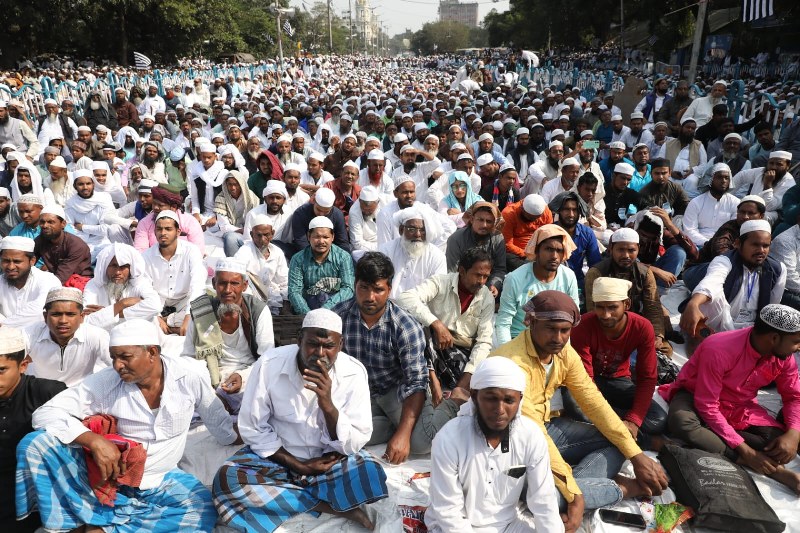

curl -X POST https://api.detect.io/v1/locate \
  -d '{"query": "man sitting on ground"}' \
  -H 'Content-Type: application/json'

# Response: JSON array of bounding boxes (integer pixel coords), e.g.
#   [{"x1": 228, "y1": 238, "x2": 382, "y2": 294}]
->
[
  {"x1": 549, "y1": 191, "x2": 601, "y2": 290},
  {"x1": 212, "y1": 309, "x2": 389, "y2": 532},
  {"x1": 17, "y1": 319, "x2": 240, "y2": 532},
  {"x1": 234, "y1": 214, "x2": 289, "y2": 313},
  {"x1": 0, "y1": 236, "x2": 62, "y2": 328},
  {"x1": 33, "y1": 204, "x2": 92, "y2": 285},
  {"x1": 501, "y1": 194, "x2": 553, "y2": 272},
  {"x1": 682, "y1": 163, "x2": 739, "y2": 248}
]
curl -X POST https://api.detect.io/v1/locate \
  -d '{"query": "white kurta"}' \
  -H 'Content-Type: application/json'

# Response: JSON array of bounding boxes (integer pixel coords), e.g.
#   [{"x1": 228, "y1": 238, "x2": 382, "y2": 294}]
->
[
  {"x1": 425, "y1": 414, "x2": 563, "y2": 533},
  {"x1": 770, "y1": 225, "x2": 800, "y2": 293},
  {"x1": 682, "y1": 191, "x2": 739, "y2": 246},
  {"x1": 32, "y1": 355, "x2": 238, "y2": 489},
  {"x1": 358, "y1": 168, "x2": 395, "y2": 195},
  {"x1": 233, "y1": 241, "x2": 289, "y2": 309},
  {"x1": 378, "y1": 238, "x2": 447, "y2": 299},
  {"x1": 82, "y1": 277, "x2": 164, "y2": 331},
  {"x1": 238, "y1": 344, "x2": 372, "y2": 460},
  {"x1": 23, "y1": 322, "x2": 111, "y2": 387},
  {"x1": 242, "y1": 205, "x2": 291, "y2": 240},
  {"x1": 390, "y1": 159, "x2": 441, "y2": 207},
  {"x1": 730, "y1": 168, "x2": 796, "y2": 224},
  {"x1": 0, "y1": 267, "x2": 62, "y2": 328},
  {"x1": 348, "y1": 200, "x2": 379, "y2": 252},
  {"x1": 142, "y1": 240, "x2": 207, "y2": 324}
]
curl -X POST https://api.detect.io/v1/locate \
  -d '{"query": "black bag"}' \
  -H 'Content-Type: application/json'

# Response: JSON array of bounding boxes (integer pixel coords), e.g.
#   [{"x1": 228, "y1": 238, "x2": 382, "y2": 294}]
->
[
  {"x1": 656, "y1": 350, "x2": 680, "y2": 385},
  {"x1": 426, "y1": 339, "x2": 469, "y2": 390},
  {"x1": 658, "y1": 444, "x2": 785, "y2": 533}
]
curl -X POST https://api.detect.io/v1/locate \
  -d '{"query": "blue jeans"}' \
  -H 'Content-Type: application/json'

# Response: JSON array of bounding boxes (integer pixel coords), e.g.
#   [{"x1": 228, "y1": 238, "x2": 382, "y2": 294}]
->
[
  {"x1": 223, "y1": 232, "x2": 245, "y2": 257},
  {"x1": 682, "y1": 262, "x2": 710, "y2": 292},
  {"x1": 546, "y1": 417, "x2": 624, "y2": 511},
  {"x1": 654, "y1": 245, "x2": 687, "y2": 287}
]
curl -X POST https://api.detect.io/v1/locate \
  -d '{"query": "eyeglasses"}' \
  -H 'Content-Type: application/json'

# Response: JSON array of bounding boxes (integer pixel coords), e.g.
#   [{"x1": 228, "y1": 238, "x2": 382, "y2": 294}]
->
[
  {"x1": 451, "y1": 182, "x2": 467, "y2": 190},
  {"x1": 403, "y1": 225, "x2": 426, "y2": 235}
]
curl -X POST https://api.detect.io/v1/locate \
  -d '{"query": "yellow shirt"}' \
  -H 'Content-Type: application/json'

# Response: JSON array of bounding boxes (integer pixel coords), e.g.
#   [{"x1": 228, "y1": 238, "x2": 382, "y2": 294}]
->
[{"x1": 491, "y1": 330, "x2": 642, "y2": 502}]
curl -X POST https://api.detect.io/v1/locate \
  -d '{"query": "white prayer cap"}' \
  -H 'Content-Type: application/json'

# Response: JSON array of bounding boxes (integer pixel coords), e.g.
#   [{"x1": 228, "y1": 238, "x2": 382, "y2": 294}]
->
[
  {"x1": 516, "y1": 127, "x2": 529, "y2": 136},
  {"x1": 343, "y1": 160, "x2": 360, "y2": 171},
  {"x1": 470, "y1": 357, "x2": 526, "y2": 393},
  {"x1": 155, "y1": 210, "x2": 180, "y2": 224},
  {"x1": 457, "y1": 153, "x2": 474, "y2": 162},
  {"x1": 560, "y1": 157, "x2": 579, "y2": 168},
  {"x1": 610, "y1": 227, "x2": 639, "y2": 244},
  {"x1": 0, "y1": 236, "x2": 35, "y2": 253},
  {"x1": 551, "y1": 129, "x2": 565, "y2": 137},
  {"x1": 302, "y1": 308, "x2": 343, "y2": 335},
  {"x1": 739, "y1": 194, "x2": 765, "y2": 207},
  {"x1": 711, "y1": 162, "x2": 731, "y2": 175},
  {"x1": 45, "y1": 287, "x2": 83, "y2": 306},
  {"x1": 522, "y1": 194, "x2": 547, "y2": 216},
  {"x1": 491, "y1": 120, "x2": 503, "y2": 131},
  {"x1": 0, "y1": 187, "x2": 9, "y2": 198},
  {"x1": 393, "y1": 133, "x2": 408, "y2": 143},
  {"x1": 394, "y1": 205, "x2": 425, "y2": 226},
  {"x1": 768, "y1": 150, "x2": 792, "y2": 161},
  {"x1": 680, "y1": 116, "x2": 696, "y2": 125},
  {"x1": 394, "y1": 174, "x2": 415, "y2": 188},
  {"x1": 451, "y1": 142, "x2": 467, "y2": 151},
  {"x1": 277, "y1": 134, "x2": 292, "y2": 144},
  {"x1": 712, "y1": 79, "x2": 728, "y2": 87},
  {"x1": 399, "y1": 144, "x2": 415, "y2": 155},
  {"x1": 629, "y1": 111, "x2": 645, "y2": 120},
  {"x1": 723, "y1": 132, "x2": 742, "y2": 142},
  {"x1": 476, "y1": 153, "x2": 494, "y2": 167},
  {"x1": 96, "y1": 124, "x2": 110, "y2": 133},
  {"x1": 367, "y1": 149, "x2": 384, "y2": 161},
  {"x1": 110, "y1": 319, "x2": 161, "y2": 347},
  {"x1": 197, "y1": 143, "x2": 216, "y2": 154},
  {"x1": 315, "y1": 188, "x2": 335, "y2": 208},
  {"x1": 609, "y1": 141, "x2": 626, "y2": 150},
  {"x1": 308, "y1": 151, "x2": 325, "y2": 162},
  {"x1": 292, "y1": 132, "x2": 305, "y2": 140},
  {"x1": 610, "y1": 114, "x2": 623, "y2": 122},
  {"x1": 478, "y1": 132, "x2": 494, "y2": 142},
  {"x1": 0, "y1": 326, "x2": 25, "y2": 355},
  {"x1": 612, "y1": 162, "x2": 634, "y2": 176},
  {"x1": 739, "y1": 219, "x2": 771, "y2": 235},
  {"x1": 759, "y1": 304, "x2": 800, "y2": 333},
  {"x1": 580, "y1": 130, "x2": 594, "y2": 139},
  {"x1": 41, "y1": 204, "x2": 66, "y2": 220},
  {"x1": 138, "y1": 179, "x2": 159, "y2": 194},
  {"x1": 342, "y1": 133, "x2": 357, "y2": 142},
  {"x1": 309, "y1": 216, "x2": 334, "y2": 231},
  {"x1": 44, "y1": 98, "x2": 58, "y2": 106},
  {"x1": 74, "y1": 169, "x2": 92, "y2": 180},
  {"x1": 18, "y1": 193, "x2": 43, "y2": 206},
  {"x1": 283, "y1": 163, "x2": 302, "y2": 175},
  {"x1": 549, "y1": 141, "x2": 563, "y2": 150},
  {"x1": 215, "y1": 258, "x2": 248, "y2": 276},
  {"x1": 591, "y1": 277, "x2": 632, "y2": 303},
  {"x1": 413, "y1": 122, "x2": 428, "y2": 132},
  {"x1": 49, "y1": 156, "x2": 67, "y2": 169},
  {"x1": 542, "y1": 113, "x2": 553, "y2": 120},
  {"x1": 360, "y1": 186, "x2": 379, "y2": 202},
  {"x1": 91, "y1": 161, "x2": 109, "y2": 172},
  {"x1": 263, "y1": 180, "x2": 288, "y2": 198}
]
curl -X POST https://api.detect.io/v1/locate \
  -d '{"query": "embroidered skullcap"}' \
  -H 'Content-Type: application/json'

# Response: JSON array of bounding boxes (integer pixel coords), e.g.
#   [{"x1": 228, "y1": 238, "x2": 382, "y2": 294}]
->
[
  {"x1": 277, "y1": 134, "x2": 292, "y2": 144},
  {"x1": 343, "y1": 160, "x2": 360, "y2": 172},
  {"x1": 0, "y1": 326, "x2": 25, "y2": 354},
  {"x1": 109, "y1": 319, "x2": 160, "y2": 347},
  {"x1": 315, "y1": 188, "x2": 335, "y2": 208},
  {"x1": 45, "y1": 287, "x2": 83, "y2": 306},
  {"x1": 610, "y1": 227, "x2": 640, "y2": 244},
  {"x1": 632, "y1": 143, "x2": 649, "y2": 152},
  {"x1": 399, "y1": 144, "x2": 415, "y2": 155},
  {"x1": 41, "y1": 204, "x2": 66, "y2": 220},
  {"x1": 759, "y1": 304, "x2": 800, "y2": 333},
  {"x1": 451, "y1": 142, "x2": 467, "y2": 151},
  {"x1": 0, "y1": 236, "x2": 35, "y2": 253},
  {"x1": 393, "y1": 133, "x2": 408, "y2": 143},
  {"x1": 367, "y1": 149, "x2": 384, "y2": 161},
  {"x1": 739, "y1": 194, "x2": 765, "y2": 207},
  {"x1": 308, "y1": 216, "x2": 334, "y2": 231},
  {"x1": 169, "y1": 147, "x2": 186, "y2": 162},
  {"x1": 713, "y1": 80, "x2": 728, "y2": 87},
  {"x1": 611, "y1": 114, "x2": 623, "y2": 121},
  {"x1": 263, "y1": 180, "x2": 288, "y2": 199},
  {"x1": 74, "y1": 169, "x2": 92, "y2": 180},
  {"x1": 580, "y1": 130, "x2": 595, "y2": 139},
  {"x1": 630, "y1": 112, "x2": 645, "y2": 120},
  {"x1": 723, "y1": 132, "x2": 742, "y2": 142},
  {"x1": 711, "y1": 162, "x2": 731, "y2": 175},
  {"x1": 471, "y1": 357, "x2": 526, "y2": 393},
  {"x1": 609, "y1": 141, "x2": 626, "y2": 150},
  {"x1": 250, "y1": 214, "x2": 273, "y2": 229},
  {"x1": 307, "y1": 151, "x2": 325, "y2": 163},
  {"x1": 549, "y1": 140, "x2": 563, "y2": 150},
  {"x1": 768, "y1": 150, "x2": 792, "y2": 161},
  {"x1": 521, "y1": 290, "x2": 581, "y2": 326},
  {"x1": 302, "y1": 308, "x2": 343, "y2": 335},
  {"x1": 680, "y1": 116, "x2": 696, "y2": 125},
  {"x1": 155, "y1": 210, "x2": 180, "y2": 224},
  {"x1": 551, "y1": 129, "x2": 565, "y2": 137},
  {"x1": 614, "y1": 162, "x2": 635, "y2": 176},
  {"x1": 591, "y1": 277, "x2": 632, "y2": 303},
  {"x1": 739, "y1": 219, "x2": 771, "y2": 235},
  {"x1": 499, "y1": 163, "x2": 516, "y2": 175},
  {"x1": 196, "y1": 143, "x2": 216, "y2": 154},
  {"x1": 523, "y1": 194, "x2": 547, "y2": 216},
  {"x1": 394, "y1": 174, "x2": 415, "y2": 188},
  {"x1": 17, "y1": 193, "x2": 43, "y2": 206},
  {"x1": 413, "y1": 122, "x2": 429, "y2": 133},
  {"x1": 216, "y1": 258, "x2": 248, "y2": 276}
]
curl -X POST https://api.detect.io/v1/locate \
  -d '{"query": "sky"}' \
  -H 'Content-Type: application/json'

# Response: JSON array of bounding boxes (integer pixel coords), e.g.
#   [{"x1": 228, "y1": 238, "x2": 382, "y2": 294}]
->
[{"x1": 289, "y1": 0, "x2": 511, "y2": 36}]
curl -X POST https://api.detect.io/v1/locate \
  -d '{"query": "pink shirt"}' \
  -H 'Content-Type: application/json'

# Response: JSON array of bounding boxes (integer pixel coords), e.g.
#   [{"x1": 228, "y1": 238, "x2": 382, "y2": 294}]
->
[
  {"x1": 659, "y1": 328, "x2": 800, "y2": 449},
  {"x1": 133, "y1": 211, "x2": 206, "y2": 255}
]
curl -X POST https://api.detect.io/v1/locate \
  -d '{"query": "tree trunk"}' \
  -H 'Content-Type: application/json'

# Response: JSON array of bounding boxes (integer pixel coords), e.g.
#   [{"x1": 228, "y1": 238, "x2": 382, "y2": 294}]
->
[{"x1": 120, "y1": 5, "x2": 128, "y2": 65}]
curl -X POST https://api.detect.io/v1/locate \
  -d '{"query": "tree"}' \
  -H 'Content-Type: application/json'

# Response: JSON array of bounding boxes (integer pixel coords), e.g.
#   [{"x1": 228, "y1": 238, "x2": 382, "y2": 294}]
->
[{"x1": 410, "y1": 21, "x2": 470, "y2": 54}]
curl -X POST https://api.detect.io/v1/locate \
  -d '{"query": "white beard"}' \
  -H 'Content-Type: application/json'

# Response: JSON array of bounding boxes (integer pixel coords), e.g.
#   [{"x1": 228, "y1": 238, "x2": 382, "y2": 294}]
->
[
  {"x1": 401, "y1": 238, "x2": 426, "y2": 258},
  {"x1": 105, "y1": 281, "x2": 128, "y2": 302},
  {"x1": 90, "y1": 101, "x2": 101, "y2": 111}
]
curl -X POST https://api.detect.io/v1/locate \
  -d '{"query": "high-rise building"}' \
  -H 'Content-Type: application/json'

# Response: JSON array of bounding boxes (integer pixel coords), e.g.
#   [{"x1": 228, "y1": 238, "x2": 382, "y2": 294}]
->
[{"x1": 438, "y1": 0, "x2": 479, "y2": 28}]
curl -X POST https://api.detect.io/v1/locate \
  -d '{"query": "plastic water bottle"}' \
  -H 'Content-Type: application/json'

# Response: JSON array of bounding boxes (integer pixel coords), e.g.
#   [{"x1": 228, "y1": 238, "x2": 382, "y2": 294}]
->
[
  {"x1": 617, "y1": 207, "x2": 626, "y2": 221},
  {"x1": 662, "y1": 201, "x2": 673, "y2": 215}
]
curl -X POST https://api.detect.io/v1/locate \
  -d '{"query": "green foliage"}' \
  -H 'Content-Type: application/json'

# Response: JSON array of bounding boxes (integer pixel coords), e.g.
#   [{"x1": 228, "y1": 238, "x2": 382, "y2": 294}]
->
[{"x1": 410, "y1": 21, "x2": 471, "y2": 54}]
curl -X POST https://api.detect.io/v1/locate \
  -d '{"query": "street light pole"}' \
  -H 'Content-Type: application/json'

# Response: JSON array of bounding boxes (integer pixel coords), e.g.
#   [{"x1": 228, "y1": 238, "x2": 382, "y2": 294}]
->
[
  {"x1": 349, "y1": 0, "x2": 354, "y2": 55},
  {"x1": 276, "y1": 3, "x2": 285, "y2": 72},
  {"x1": 687, "y1": 0, "x2": 708, "y2": 84},
  {"x1": 327, "y1": 0, "x2": 333, "y2": 53}
]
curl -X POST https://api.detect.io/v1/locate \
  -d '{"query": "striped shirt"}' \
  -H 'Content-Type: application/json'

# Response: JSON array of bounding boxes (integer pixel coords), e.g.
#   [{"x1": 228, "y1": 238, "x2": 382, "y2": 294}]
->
[
  {"x1": 332, "y1": 298, "x2": 427, "y2": 401},
  {"x1": 287, "y1": 244, "x2": 355, "y2": 314}
]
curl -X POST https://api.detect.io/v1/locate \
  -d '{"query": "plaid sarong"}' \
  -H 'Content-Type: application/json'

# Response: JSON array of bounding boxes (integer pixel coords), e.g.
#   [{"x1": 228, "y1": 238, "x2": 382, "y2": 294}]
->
[
  {"x1": 16, "y1": 431, "x2": 216, "y2": 532},
  {"x1": 212, "y1": 447, "x2": 388, "y2": 533}
]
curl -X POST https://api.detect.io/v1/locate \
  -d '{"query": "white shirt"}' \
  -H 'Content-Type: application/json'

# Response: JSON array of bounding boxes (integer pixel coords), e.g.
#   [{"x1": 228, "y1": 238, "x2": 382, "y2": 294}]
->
[
  {"x1": 82, "y1": 277, "x2": 164, "y2": 331},
  {"x1": 24, "y1": 322, "x2": 111, "y2": 387},
  {"x1": 683, "y1": 95, "x2": 723, "y2": 128},
  {"x1": 142, "y1": 239, "x2": 207, "y2": 309},
  {"x1": 656, "y1": 141, "x2": 708, "y2": 175},
  {"x1": 243, "y1": 205, "x2": 291, "y2": 239},
  {"x1": 770, "y1": 225, "x2": 800, "y2": 293},
  {"x1": 634, "y1": 94, "x2": 667, "y2": 123},
  {"x1": 283, "y1": 188, "x2": 311, "y2": 215},
  {"x1": 348, "y1": 200, "x2": 380, "y2": 252},
  {"x1": 730, "y1": 168, "x2": 796, "y2": 224},
  {"x1": 540, "y1": 177, "x2": 571, "y2": 204},
  {"x1": 524, "y1": 159, "x2": 559, "y2": 196},
  {"x1": 379, "y1": 238, "x2": 447, "y2": 299},
  {"x1": 425, "y1": 414, "x2": 563, "y2": 533},
  {"x1": 0, "y1": 268, "x2": 62, "y2": 328},
  {"x1": 391, "y1": 159, "x2": 441, "y2": 207},
  {"x1": 233, "y1": 241, "x2": 289, "y2": 309},
  {"x1": 65, "y1": 192, "x2": 133, "y2": 249},
  {"x1": 187, "y1": 160, "x2": 227, "y2": 216},
  {"x1": 139, "y1": 95, "x2": 166, "y2": 115},
  {"x1": 619, "y1": 128, "x2": 654, "y2": 151},
  {"x1": 682, "y1": 191, "x2": 739, "y2": 246},
  {"x1": 32, "y1": 355, "x2": 238, "y2": 489},
  {"x1": 238, "y1": 344, "x2": 372, "y2": 460},
  {"x1": 358, "y1": 168, "x2": 395, "y2": 195},
  {"x1": 300, "y1": 169, "x2": 334, "y2": 188}
]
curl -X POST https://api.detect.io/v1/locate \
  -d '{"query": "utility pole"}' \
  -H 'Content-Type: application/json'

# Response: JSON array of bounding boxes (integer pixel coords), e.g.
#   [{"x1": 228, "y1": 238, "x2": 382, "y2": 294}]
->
[
  {"x1": 327, "y1": 0, "x2": 333, "y2": 53},
  {"x1": 687, "y1": 0, "x2": 708, "y2": 84},
  {"x1": 619, "y1": 0, "x2": 624, "y2": 63},
  {"x1": 276, "y1": 1, "x2": 285, "y2": 73}
]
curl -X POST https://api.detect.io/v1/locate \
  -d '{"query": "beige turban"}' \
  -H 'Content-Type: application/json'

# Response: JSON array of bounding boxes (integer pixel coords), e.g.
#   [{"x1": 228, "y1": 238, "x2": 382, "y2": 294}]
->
[{"x1": 592, "y1": 277, "x2": 632, "y2": 303}]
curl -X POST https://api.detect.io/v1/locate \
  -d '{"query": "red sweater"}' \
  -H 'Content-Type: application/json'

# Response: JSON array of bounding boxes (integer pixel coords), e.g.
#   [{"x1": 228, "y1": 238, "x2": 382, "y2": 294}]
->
[
  {"x1": 500, "y1": 201, "x2": 553, "y2": 258},
  {"x1": 570, "y1": 312, "x2": 657, "y2": 426}
]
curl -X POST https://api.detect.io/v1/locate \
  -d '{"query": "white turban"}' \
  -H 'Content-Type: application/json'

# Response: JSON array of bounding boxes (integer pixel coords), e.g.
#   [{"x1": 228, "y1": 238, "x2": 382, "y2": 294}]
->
[
  {"x1": 471, "y1": 357, "x2": 526, "y2": 392},
  {"x1": 93, "y1": 243, "x2": 146, "y2": 283},
  {"x1": 711, "y1": 162, "x2": 731, "y2": 175}
]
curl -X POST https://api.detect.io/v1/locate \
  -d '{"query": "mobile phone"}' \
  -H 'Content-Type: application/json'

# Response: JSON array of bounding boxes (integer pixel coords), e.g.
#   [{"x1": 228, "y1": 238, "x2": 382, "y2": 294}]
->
[
  {"x1": 599, "y1": 509, "x2": 647, "y2": 529},
  {"x1": 582, "y1": 140, "x2": 600, "y2": 150}
]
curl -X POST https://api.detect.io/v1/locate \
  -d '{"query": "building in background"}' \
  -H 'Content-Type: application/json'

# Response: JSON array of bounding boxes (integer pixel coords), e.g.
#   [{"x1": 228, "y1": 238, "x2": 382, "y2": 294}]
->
[{"x1": 438, "y1": 0, "x2": 479, "y2": 28}]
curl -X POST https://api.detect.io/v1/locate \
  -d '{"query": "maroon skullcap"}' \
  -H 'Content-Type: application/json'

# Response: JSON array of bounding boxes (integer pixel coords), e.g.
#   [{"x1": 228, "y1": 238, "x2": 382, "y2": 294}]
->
[
  {"x1": 522, "y1": 290, "x2": 580, "y2": 326},
  {"x1": 151, "y1": 186, "x2": 183, "y2": 207}
]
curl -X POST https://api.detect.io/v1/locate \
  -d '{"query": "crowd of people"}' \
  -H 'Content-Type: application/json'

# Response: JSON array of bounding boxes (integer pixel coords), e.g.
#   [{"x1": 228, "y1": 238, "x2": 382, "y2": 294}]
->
[{"x1": 0, "y1": 52, "x2": 799, "y2": 533}]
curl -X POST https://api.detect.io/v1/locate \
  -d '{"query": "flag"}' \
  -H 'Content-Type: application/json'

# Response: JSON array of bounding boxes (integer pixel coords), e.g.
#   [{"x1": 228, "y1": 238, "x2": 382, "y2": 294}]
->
[
  {"x1": 266, "y1": 34, "x2": 275, "y2": 45},
  {"x1": 742, "y1": 0, "x2": 773, "y2": 22},
  {"x1": 647, "y1": 35, "x2": 659, "y2": 46},
  {"x1": 283, "y1": 20, "x2": 295, "y2": 37},
  {"x1": 133, "y1": 51, "x2": 151, "y2": 69}
]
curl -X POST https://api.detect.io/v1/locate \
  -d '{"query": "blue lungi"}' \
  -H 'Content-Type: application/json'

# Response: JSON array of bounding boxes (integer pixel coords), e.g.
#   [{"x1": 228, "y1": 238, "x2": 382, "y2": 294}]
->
[
  {"x1": 212, "y1": 447, "x2": 388, "y2": 533},
  {"x1": 16, "y1": 431, "x2": 216, "y2": 532}
]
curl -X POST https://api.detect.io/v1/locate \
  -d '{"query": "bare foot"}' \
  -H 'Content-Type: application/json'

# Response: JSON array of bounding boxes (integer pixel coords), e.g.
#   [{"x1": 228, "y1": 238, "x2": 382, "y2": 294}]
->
[
  {"x1": 448, "y1": 387, "x2": 470, "y2": 405},
  {"x1": 614, "y1": 475, "x2": 648, "y2": 499},
  {"x1": 769, "y1": 467, "x2": 800, "y2": 495},
  {"x1": 342, "y1": 507, "x2": 375, "y2": 531}
]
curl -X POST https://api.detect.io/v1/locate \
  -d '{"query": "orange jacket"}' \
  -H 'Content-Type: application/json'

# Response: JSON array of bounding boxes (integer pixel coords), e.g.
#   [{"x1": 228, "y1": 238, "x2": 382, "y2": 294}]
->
[{"x1": 501, "y1": 200, "x2": 553, "y2": 257}]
